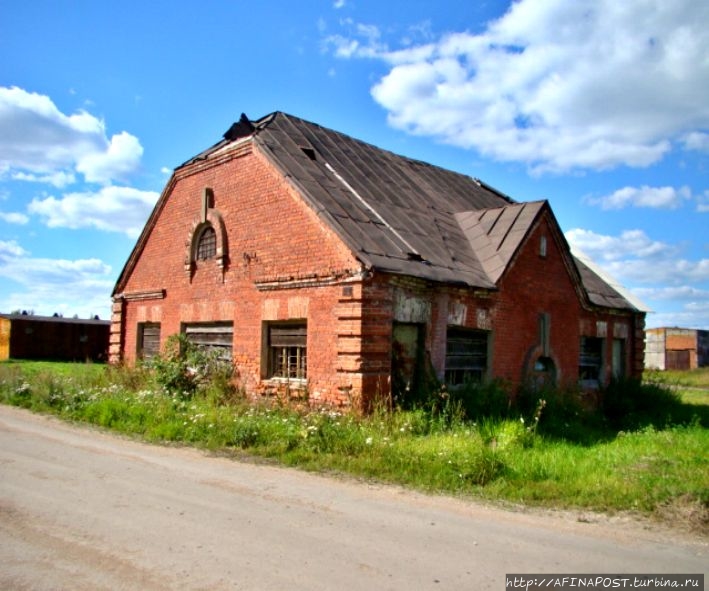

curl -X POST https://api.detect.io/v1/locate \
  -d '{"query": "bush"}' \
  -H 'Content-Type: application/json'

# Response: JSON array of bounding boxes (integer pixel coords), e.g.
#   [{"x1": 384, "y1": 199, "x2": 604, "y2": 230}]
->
[
  {"x1": 146, "y1": 334, "x2": 236, "y2": 400},
  {"x1": 602, "y1": 378, "x2": 687, "y2": 430},
  {"x1": 450, "y1": 379, "x2": 512, "y2": 420}
]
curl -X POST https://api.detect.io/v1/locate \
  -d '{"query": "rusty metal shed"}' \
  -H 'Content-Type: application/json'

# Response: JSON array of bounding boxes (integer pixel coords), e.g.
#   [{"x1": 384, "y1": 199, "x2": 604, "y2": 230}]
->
[{"x1": 645, "y1": 327, "x2": 709, "y2": 370}]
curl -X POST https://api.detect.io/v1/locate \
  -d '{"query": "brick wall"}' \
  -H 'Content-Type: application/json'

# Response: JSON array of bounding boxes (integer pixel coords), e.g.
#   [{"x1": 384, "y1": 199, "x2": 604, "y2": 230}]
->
[
  {"x1": 357, "y1": 212, "x2": 644, "y2": 406},
  {"x1": 115, "y1": 141, "x2": 366, "y2": 406},
  {"x1": 114, "y1": 140, "x2": 644, "y2": 409}
]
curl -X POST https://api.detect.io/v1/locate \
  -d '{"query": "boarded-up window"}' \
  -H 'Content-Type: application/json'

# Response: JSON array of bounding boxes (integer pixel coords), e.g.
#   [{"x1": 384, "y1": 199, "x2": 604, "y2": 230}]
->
[
  {"x1": 267, "y1": 322, "x2": 307, "y2": 380},
  {"x1": 579, "y1": 336, "x2": 604, "y2": 386},
  {"x1": 184, "y1": 322, "x2": 233, "y2": 360},
  {"x1": 445, "y1": 327, "x2": 489, "y2": 386},
  {"x1": 138, "y1": 323, "x2": 161, "y2": 360}
]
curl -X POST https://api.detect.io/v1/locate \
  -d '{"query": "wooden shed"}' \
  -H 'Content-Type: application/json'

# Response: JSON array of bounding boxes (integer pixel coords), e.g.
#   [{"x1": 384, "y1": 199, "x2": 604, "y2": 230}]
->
[{"x1": 0, "y1": 313, "x2": 110, "y2": 362}]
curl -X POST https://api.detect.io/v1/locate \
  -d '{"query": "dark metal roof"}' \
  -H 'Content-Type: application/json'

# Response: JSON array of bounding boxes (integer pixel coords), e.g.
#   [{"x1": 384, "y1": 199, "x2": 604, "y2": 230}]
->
[
  {"x1": 456, "y1": 201, "x2": 546, "y2": 284},
  {"x1": 251, "y1": 112, "x2": 519, "y2": 288},
  {"x1": 573, "y1": 256, "x2": 643, "y2": 311},
  {"x1": 0, "y1": 313, "x2": 109, "y2": 325},
  {"x1": 164, "y1": 111, "x2": 639, "y2": 312}
]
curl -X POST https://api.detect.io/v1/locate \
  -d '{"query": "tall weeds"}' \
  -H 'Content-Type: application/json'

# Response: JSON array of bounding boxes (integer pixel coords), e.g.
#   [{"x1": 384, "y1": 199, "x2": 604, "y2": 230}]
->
[{"x1": 1, "y1": 360, "x2": 707, "y2": 530}]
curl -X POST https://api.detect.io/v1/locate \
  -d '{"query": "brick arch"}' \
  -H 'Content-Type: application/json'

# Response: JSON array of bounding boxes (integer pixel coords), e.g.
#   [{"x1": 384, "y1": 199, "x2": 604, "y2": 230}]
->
[
  {"x1": 522, "y1": 344, "x2": 562, "y2": 389},
  {"x1": 184, "y1": 209, "x2": 228, "y2": 278}
]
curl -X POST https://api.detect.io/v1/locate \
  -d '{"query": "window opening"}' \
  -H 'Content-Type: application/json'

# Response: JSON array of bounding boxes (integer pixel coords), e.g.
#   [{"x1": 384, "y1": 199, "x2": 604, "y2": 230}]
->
[
  {"x1": 183, "y1": 322, "x2": 233, "y2": 361},
  {"x1": 268, "y1": 322, "x2": 307, "y2": 380},
  {"x1": 138, "y1": 322, "x2": 161, "y2": 360},
  {"x1": 579, "y1": 336, "x2": 604, "y2": 386},
  {"x1": 612, "y1": 338, "x2": 625, "y2": 379},
  {"x1": 530, "y1": 355, "x2": 556, "y2": 389},
  {"x1": 196, "y1": 226, "x2": 217, "y2": 260},
  {"x1": 445, "y1": 327, "x2": 488, "y2": 386},
  {"x1": 391, "y1": 323, "x2": 426, "y2": 407}
]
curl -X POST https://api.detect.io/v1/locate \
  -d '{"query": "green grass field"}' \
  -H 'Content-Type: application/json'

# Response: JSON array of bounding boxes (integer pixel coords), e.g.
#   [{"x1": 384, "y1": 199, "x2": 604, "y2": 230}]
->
[{"x1": 1, "y1": 360, "x2": 707, "y2": 533}]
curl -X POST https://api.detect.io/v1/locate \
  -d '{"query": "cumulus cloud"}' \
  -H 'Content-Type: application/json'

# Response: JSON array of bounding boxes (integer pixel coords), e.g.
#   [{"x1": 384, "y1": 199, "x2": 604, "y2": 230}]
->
[
  {"x1": 326, "y1": 0, "x2": 709, "y2": 173},
  {"x1": 0, "y1": 239, "x2": 29, "y2": 258},
  {"x1": 0, "y1": 239, "x2": 113, "y2": 318},
  {"x1": 565, "y1": 228, "x2": 674, "y2": 262},
  {"x1": 586, "y1": 185, "x2": 693, "y2": 210},
  {"x1": 0, "y1": 86, "x2": 144, "y2": 185},
  {"x1": 0, "y1": 211, "x2": 29, "y2": 224},
  {"x1": 682, "y1": 131, "x2": 709, "y2": 152},
  {"x1": 567, "y1": 228, "x2": 709, "y2": 328},
  {"x1": 76, "y1": 131, "x2": 143, "y2": 185},
  {"x1": 28, "y1": 186, "x2": 159, "y2": 238},
  {"x1": 11, "y1": 170, "x2": 75, "y2": 188}
]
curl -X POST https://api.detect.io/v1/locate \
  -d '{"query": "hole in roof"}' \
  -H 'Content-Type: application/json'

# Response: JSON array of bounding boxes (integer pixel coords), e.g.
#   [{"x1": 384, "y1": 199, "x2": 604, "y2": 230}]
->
[
  {"x1": 300, "y1": 147, "x2": 316, "y2": 161},
  {"x1": 407, "y1": 252, "x2": 425, "y2": 262}
]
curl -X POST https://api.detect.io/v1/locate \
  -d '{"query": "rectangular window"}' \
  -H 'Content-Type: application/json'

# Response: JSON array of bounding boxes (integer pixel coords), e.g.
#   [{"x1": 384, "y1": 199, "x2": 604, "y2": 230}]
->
[
  {"x1": 183, "y1": 322, "x2": 233, "y2": 360},
  {"x1": 267, "y1": 322, "x2": 307, "y2": 380},
  {"x1": 137, "y1": 322, "x2": 161, "y2": 360},
  {"x1": 612, "y1": 338, "x2": 625, "y2": 379},
  {"x1": 445, "y1": 327, "x2": 489, "y2": 386},
  {"x1": 579, "y1": 336, "x2": 604, "y2": 386}
]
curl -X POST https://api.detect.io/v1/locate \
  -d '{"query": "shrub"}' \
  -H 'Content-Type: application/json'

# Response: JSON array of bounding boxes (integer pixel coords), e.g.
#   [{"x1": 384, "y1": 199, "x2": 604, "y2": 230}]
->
[
  {"x1": 450, "y1": 379, "x2": 512, "y2": 420},
  {"x1": 602, "y1": 378, "x2": 687, "y2": 430},
  {"x1": 146, "y1": 334, "x2": 235, "y2": 400}
]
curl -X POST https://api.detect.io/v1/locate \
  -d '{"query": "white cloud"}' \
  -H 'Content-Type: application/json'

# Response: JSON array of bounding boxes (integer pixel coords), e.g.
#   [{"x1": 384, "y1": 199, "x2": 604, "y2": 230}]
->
[
  {"x1": 586, "y1": 185, "x2": 692, "y2": 210},
  {"x1": 0, "y1": 239, "x2": 113, "y2": 318},
  {"x1": 76, "y1": 131, "x2": 143, "y2": 184},
  {"x1": 0, "y1": 239, "x2": 28, "y2": 258},
  {"x1": 326, "y1": 0, "x2": 709, "y2": 173},
  {"x1": 28, "y1": 185, "x2": 159, "y2": 238},
  {"x1": 565, "y1": 228, "x2": 673, "y2": 262},
  {"x1": 697, "y1": 190, "x2": 709, "y2": 213},
  {"x1": 333, "y1": 0, "x2": 346, "y2": 8},
  {"x1": 566, "y1": 226, "x2": 707, "y2": 286},
  {"x1": 682, "y1": 131, "x2": 709, "y2": 152},
  {"x1": 0, "y1": 211, "x2": 29, "y2": 224},
  {"x1": 567, "y1": 228, "x2": 709, "y2": 328},
  {"x1": 0, "y1": 86, "x2": 144, "y2": 186},
  {"x1": 634, "y1": 286, "x2": 709, "y2": 302},
  {"x1": 11, "y1": 170, "x2": 76, "y2": 188}
]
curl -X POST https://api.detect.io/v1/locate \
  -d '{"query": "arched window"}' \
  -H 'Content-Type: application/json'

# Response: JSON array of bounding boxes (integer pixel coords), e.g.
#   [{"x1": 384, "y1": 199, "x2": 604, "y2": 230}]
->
[
  {"x1": 196, "y1": 226, "x2": 217, "y2": 260},
  {"x1": 531, "y1": 356, "x2": 556, "y2": 389}
]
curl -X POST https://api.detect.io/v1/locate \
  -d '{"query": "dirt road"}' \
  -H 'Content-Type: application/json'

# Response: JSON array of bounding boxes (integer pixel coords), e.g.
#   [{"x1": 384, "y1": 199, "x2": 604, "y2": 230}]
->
[{"x1": 0, "y1": 405, "x2": 705, "y2": 590}]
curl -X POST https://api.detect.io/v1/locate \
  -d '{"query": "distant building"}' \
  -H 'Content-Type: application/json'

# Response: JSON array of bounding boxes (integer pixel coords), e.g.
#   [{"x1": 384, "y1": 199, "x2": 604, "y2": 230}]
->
[
  {"x1": 645, "y1": 327, "x2": 709, "y2": 370},
  {"x1": 0, "y1": 313, "x2": 110, "y2": 362}
]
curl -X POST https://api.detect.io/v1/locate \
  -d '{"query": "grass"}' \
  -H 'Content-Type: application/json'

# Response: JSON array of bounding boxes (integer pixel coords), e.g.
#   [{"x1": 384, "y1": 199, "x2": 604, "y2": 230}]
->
[
  {"x1": 1, "y1": 360, "x2": 708, "y2": 533},
  {"x1": 645, "y1": 367, "x2": 709, "y2": 390}
]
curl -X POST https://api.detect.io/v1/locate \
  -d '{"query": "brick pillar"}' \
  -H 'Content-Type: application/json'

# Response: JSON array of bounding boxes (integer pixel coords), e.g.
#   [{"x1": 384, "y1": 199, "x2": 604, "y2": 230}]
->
[
  {"x1": 632, "y1": 312, "x2": 646, "y2": 379},
  {"x1": 109, "y1": 297, "x2": 125, "y2": 365}
]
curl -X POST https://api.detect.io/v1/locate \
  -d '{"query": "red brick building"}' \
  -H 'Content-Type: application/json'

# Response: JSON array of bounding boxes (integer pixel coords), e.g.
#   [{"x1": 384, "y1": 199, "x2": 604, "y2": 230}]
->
[{"x1": 111, "y1": 112, "x2": 645, "y2": 408}]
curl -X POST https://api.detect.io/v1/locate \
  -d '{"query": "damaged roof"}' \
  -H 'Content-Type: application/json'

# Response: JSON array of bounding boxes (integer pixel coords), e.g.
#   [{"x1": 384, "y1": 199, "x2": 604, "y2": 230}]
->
[{"x1": 165, "y1": 112, "x2": 639, "y2": 311}]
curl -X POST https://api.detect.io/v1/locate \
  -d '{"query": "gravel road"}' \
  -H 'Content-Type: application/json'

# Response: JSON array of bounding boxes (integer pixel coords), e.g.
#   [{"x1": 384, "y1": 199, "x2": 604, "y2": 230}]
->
[{"x1": 0, "y1": 405, "x2": 705, "y2": 590}]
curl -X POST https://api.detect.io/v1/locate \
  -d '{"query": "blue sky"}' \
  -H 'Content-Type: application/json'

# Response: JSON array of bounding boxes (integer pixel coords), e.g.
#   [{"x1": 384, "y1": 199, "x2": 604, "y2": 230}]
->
[{"x1": 1, "y1": 0, "x2": 708, "y2": 328}]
